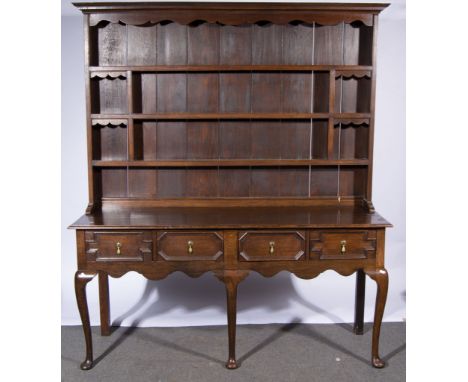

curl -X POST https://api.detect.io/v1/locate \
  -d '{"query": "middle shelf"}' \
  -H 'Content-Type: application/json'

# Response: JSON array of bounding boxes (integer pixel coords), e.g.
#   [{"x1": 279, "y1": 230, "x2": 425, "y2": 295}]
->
[
  {"x1": 92, "y1": 159, "x2": 369, "y2": 167},
  {"x1": 91, "y1": 118, "x2": 370, "y2": 163}
]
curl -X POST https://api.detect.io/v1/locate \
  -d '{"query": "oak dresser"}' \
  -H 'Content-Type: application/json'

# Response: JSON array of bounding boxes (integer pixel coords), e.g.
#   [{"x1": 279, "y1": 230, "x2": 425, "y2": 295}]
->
[{"x1": 69, "y1": 1, "x2": 392, "y2": 371}]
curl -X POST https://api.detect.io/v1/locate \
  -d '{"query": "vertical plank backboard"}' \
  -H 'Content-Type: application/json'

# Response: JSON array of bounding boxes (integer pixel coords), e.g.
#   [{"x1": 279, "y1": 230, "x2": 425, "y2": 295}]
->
[
  {"x1": 310, "y1": 167, "x2": 338, "y2": 196},
  {"x1": 128, "y1": 169, "x2": 157, "y2": 198},
  {"x1": 220, "y1": 25, "x2": 252, "y2": 64},
  {"x1": 127, "y1": 25, "x2": 157, "y2": 65},
  {"x1": 343, "y1": 23, "x2": 359, "y2": 65},
  {"x1": 219, "y1": 168, "x2": 251, "y2": 197},
  {"x1": 157, "y1": 168, "x2": 186, "y2": 198},
  {"x1": 354, "y1": 124, "x2": 369, "y2": 159},
  {"x1": 314, "y1": 23, "x2": 343, "y2": 65},
  {"x1": 157, "y1": 73, "x2": 186, "y2": 112},
  {"x1": 282, "y1": 73, "x2": 312, "y2": 113},
  {"x1": 219, "y1": 73, "x2": 251, "y2": 113},
  {"x1": 101, "y1": 168, "x2": 127, "y2": 197},
  {"x1": 251, "y1": 73, "x2": 282, "y2": 112},
  {"x1": 313, "y1": 72, "x2": 329, "y2": 112},
  {"x1": 250, "y1": 168, "x2": 280, "y2": 197},
  {"x1": 279, "y1": 167, "x2": 309, "y2": 197},
  {"x1": 280, "y1": 121, "x2": 310, "y2": 159},
  {"x1": 156, "y1": 122, "x2": 187, "y2": 159},
  {"x1": 186, "y1": 168, "x2": 219, "y2": 197},
  {"x1": 339, "y1": 167, "x2": 367, "y2": 197},
  {"x1": 219, "y1": 121, "x2": 251, "y2": 159},
  {"x1": 252, "y1": 24, "x2": 282, "y2": 64},
  {"x1": 188, "y1": 23, "x2": 220, "y2": 64},
  {"x1": 332, "y1": 124, "x2": 340, "y2": 160},
  {"x1": 187, "y1": 121, "x2": 219, "y2": 159},
  {"x1": 98, "y1": 23, "x2": 127, "y2": 65},
  {"x1": 340, "y1": 125, "x2": 357, "y2": 159},
  {"x1": 340, "y1": 123, "x2": 370, "y2": 160},
  {"x1": 157, "y1": 23, "x2": 187, "y2": 65},
  {"x1": 282, "y1": 23, "x2": 314, "y2": 65},
  {"x1": 187, "y1": 74, "x2": 219, "y2": 113},
  {"x1": 251, "y1": 121, "x2": 282, "y2": 159},
  {"x1": 141, "y1": 74, "x2": 157, "y2": 114},
  {"x1": 99, "y1": 79, "x2": 127, "y2": 114},
  {"x1": 358, "y1": 25, "x2": 373, "y2": 66},
  {"x1": 311, "y1": 120, "x2": 329, "y2": 159},
  {"x1": 100, "y1": 125, "x2": 127, "y2": 160},
  {"x1": 142, "y1": 121, "x2": 157, "y2": 160}
]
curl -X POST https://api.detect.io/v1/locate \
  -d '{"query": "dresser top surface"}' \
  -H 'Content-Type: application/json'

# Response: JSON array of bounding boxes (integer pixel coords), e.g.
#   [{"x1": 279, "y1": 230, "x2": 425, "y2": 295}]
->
[{"x1": 70, "y1": 206, "x2": 391, "y2": 230}]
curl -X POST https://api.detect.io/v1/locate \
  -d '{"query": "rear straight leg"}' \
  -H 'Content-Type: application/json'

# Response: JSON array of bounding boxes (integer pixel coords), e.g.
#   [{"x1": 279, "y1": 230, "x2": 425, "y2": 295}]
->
[
  {"x1": 98, "y1": 271, "x2": 111, "y2": 336},
  {"x1": 353, "y1": 269, "x2": 366, "y2": 334},
  {"x1": 74, "y1": 271, "x2": 97, "y2": 370}
]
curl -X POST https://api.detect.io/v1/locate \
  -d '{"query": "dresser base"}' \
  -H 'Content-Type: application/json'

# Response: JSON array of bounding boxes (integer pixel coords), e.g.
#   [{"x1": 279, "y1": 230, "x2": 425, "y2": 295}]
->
[{"x1": 74, "y1": 266, "x2": 388, "y2": 370}]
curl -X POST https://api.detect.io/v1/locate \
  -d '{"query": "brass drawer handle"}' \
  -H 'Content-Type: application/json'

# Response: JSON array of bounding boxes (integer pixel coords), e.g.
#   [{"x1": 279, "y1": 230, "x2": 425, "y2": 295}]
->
[
  {"x1": 340, "y1": 240, "x2": 347, "y2": 255},
  {"x1": 116, "y1": 242, "x2": 122, "y2": 255},
  {"x1": 269, "y1": 241, "x2": 275, "y2": 255},
  {"x1": 187, "y1": 240, "x2": 194, "y2": 254}
]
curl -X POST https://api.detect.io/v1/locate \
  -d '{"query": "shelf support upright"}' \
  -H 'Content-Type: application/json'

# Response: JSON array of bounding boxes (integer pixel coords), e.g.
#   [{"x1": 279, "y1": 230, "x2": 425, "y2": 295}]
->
[
  {"x1": 127, "y1": 70, "x2": 135, "y2": 161},
  {"x1": 327, "y1": 69, "x2": 336, "y2": 160},
  {"x1": 84, "y1": 14, "x2": 97, "y2": 215},
  {"x1": 364, "y1": 14, "x2": 379, "y2": 212}
]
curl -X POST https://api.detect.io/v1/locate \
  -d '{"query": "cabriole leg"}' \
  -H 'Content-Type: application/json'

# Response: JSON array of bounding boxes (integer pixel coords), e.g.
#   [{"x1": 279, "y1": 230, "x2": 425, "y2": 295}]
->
[
  {"x1": 365, "y1": 267, "x2": 389, "y2": 368},
  {"x1": 215, "y1": 270, "x2": 249, "y2": 369},
  {"x1": 75, "y1": 271, "x2": 97, "y2": 370},
  {"x1": 98, "y1": 271, "x2": 111, "y2": 336},
  {"x1": 354, "y1": 269, "x2": 366, "y2": 334}
]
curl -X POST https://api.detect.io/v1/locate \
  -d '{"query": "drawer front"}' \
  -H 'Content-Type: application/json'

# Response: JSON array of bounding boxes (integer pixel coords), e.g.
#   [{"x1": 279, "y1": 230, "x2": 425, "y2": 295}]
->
[
  {"x1": 157, "y1": 231, "x2": 223, "y2": 261},
  {"x1": 85, "y1": 231, "x2": 153, "y2": 262},
  {"x1": 239, "y1": 231, "x2": 306, "y2": 261},
  {"x1": 309, "y1": 230, "x2": 376, "y2": 260}
]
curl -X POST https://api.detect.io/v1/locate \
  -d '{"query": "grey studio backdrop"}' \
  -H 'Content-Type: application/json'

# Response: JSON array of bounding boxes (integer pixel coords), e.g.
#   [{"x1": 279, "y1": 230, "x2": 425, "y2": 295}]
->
[{"x1": 61, "y1": 0, "x2": 406, "y2": 327}]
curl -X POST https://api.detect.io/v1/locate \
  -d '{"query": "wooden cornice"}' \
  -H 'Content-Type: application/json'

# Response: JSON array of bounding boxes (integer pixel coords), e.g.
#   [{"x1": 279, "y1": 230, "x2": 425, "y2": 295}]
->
[{"x1": 73, "y1": 2, "x2": 390, "y2": 27}]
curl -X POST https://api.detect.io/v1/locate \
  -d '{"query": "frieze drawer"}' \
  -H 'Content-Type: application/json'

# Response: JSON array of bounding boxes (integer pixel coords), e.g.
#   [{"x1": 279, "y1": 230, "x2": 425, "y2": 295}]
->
[
  {"x1": 309, "y1": 230, "x2": 377, "y2": 260},
  {"x1": 239, "y1": 231, "x2": 306, "y2": 261},
  {"x1": 85, "y1": 231, "x2": 153, "y2": 262},
  {"x1": 157, "y1": 231, "x2": 223, "y2": 261}
]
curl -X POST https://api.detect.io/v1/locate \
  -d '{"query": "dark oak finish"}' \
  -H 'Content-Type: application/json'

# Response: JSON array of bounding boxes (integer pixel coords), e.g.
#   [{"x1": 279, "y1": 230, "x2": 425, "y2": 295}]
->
[
  {"x1": 71, "y1": 206, "x2": 391, "y2": 230},
  {"x1": 309, "y1": 230, "x2": 376, "y2": 260},
  {"x1": 365, "y1": 267, "x2": 389, "y2": 368},
  {"x1": 91, "y1": 159, "x2": 370, "y2": 167},
  {"x1": 98, "y1": 271, "x2": 111, "y2": 336},
  {"x1": 74, "y1": 271, "x2": 96, "y2": 370},
  {"x1": 214, "y1": 270, "x2": 250, "y2": 369},
  {"x1": 353, "y1": 268, "x2": 366, "y2": 335},
  {"x1": 157, "y1": 231, "x2": 224, "y2": 261},
  {"x1": 85, "y1": 231, "x2": 153, "y2": 262},
  {"x1": 239, "y1": 231, "x2": 306, "y2": 261},
  {"x1": 70, "y1": 1, "x2": 391, "y2": 372}
]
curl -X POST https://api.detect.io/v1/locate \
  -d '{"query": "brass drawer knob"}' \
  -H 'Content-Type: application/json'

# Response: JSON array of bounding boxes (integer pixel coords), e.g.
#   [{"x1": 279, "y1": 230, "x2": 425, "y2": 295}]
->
[
  {"x1": 269, "y1": 241, "x2": 275, "y2": 255},
  {"x1": 187, "y1": 240, "x2": 194, "y2": 254},
  {"x1": 340, "y1": 240, "x2": 347, "y2": 255},
  {"x1": 116, "y1": 242, "x2": 122, "y2": 255}
]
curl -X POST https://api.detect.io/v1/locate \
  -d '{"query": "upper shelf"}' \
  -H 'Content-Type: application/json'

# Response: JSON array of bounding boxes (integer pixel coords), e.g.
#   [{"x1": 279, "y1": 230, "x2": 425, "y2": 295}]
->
[
  {"x1": 89, "y1": 65, "x2": 373, "y2": 74},
  {"x1": 90, "y1": 113, "x2": 371, "y2": 121},
  {"x1": 74, "y1": 2, "x2": 389, "y2": 27}
]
